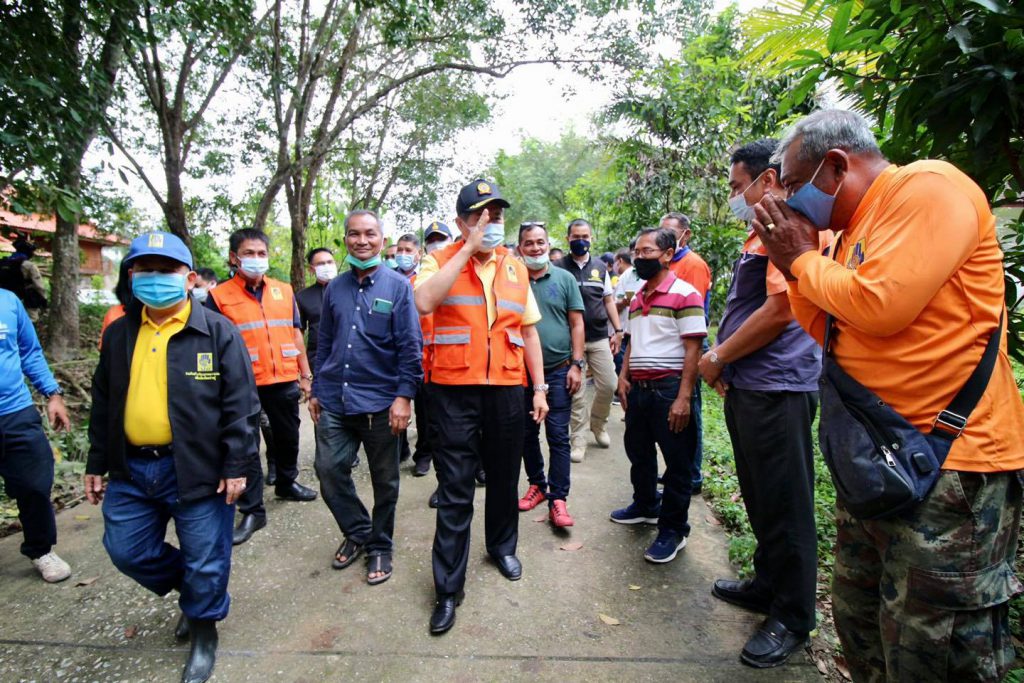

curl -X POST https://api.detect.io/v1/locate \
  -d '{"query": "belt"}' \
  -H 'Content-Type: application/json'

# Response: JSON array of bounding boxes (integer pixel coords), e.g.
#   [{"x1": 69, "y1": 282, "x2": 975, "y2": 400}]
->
[
  {"x1": 126, "y1": 444, "x2": 174, "y2": 459},
  {"x1": 544, "y1": 359, "x2": 572, "y2": 372},
  {"x1": 632, "y1": 377, "x2": 680, "y2": 390}
]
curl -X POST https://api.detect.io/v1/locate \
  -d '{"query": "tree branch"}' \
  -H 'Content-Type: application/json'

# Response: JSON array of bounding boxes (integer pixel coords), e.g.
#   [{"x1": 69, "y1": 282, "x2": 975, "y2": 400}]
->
[{"x1": 103, "y1": 123, "x2": 167, "y2": 211}]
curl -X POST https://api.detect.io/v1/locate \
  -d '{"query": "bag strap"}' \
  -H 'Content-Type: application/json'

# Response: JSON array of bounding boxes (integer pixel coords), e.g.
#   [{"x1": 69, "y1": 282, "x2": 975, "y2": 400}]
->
[{"x1": 820, "y1": 234, "x2": 1003, "y2": 442}]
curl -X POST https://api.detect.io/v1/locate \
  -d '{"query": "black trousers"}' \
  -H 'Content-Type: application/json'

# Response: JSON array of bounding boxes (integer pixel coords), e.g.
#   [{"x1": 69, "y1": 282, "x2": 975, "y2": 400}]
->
[
  {"x1": 237, "y1": 381, "x2": 301, "y2": 519},
  {"x1": 724, "y1": 388, "x2": 819, "y2": 635},
  {"x1": 412, "y1": 382, "x2": 437, "y2": 467},
  {"x1": 0, "y1": 406, "x2": 56, "y2": 558},
  {"x1": 431, "y1": 384, "x2": 524, "y2": 596}
]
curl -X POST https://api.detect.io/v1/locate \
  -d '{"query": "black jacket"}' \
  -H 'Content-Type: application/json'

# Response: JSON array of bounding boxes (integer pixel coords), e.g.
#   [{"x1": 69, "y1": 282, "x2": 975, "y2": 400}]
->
[
  {"x1": 556, "y1": 255, "x2": 610, "y2": 342},
  {"x1": 87, "y1": 300, "x2": 259, "y2": 501}
]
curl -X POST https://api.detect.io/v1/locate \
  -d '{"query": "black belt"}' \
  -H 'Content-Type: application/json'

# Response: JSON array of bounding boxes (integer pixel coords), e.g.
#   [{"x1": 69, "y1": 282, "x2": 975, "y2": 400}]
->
[
  {"x1": 545, "y1": 359, "x2": 572, "y2": 372},
  {"x1": 632, "y1": 377, "x2": 680, "y2": 390},
  {"x1": 126, "y1": 444, "x2": 173, "y2": 459}
]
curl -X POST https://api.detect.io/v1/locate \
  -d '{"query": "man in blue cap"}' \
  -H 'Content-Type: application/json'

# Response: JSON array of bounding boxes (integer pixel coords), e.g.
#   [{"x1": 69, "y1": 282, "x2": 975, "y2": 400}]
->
[{"x1": 86, "y1": 231, "x2": 259, "y2": 683}]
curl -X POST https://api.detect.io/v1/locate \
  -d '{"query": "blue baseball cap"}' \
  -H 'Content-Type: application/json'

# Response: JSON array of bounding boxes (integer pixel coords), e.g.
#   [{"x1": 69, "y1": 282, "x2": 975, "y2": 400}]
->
[
  {"x1": 124, "y1": 231, "x2": 194, "y2": 269},
  {"x1": 423, "y1": 221, "x2": 453, "y2": 241}
]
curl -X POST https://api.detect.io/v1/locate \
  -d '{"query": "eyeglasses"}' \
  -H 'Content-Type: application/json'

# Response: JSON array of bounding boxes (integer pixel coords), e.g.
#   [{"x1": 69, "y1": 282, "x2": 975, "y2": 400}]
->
[
  {"x1": 635, "y1": 248, "x2": 666, "y2": 258},
  {"x1": 520, "y1": 221, "x2": 546, "y2": 229}
]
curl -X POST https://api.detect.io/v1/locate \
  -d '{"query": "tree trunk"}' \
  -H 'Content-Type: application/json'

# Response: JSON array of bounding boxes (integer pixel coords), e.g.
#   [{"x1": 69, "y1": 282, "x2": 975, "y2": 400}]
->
[
  {"x1": 163, "y1": 148, "x2": 190, "y2": 245},
  {"x1": 47, "y1": 154, "x2": 83, "y2": 361}
]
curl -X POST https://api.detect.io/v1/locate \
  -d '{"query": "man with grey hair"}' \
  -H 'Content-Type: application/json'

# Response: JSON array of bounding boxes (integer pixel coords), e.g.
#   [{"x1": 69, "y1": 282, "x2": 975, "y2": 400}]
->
[{"x1": 753, "y1": 108, "x2": 1024, "y2": 680}]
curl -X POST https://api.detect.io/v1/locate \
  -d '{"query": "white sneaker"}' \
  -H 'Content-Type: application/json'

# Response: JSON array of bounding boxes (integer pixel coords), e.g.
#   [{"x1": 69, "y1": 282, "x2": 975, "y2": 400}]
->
[
  {"x1": 32, "y1": 551, "x2": 71, "y2": 583},
  {"x1": 570, "y1": 446, "x2": 586, "y2": 463},
  {"x1": 592, "y1": 429, "x2": 611, "y2": 448}
]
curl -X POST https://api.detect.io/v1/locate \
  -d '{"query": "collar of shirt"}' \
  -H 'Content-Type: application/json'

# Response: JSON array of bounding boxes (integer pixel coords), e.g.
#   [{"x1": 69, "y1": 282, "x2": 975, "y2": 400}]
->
[
  {"x1": 344, "y1": 268, "x2": 377, "y2": 287},
  {"x1": 572, "y1": 255, "x2": 590, "y2": 269},
  {"x1": 529, "y1": 267, "x2": 552, "y2": 282},
  {"x1": 141, "y1": 300, "x2": 192, "y2": 329},
  {"x1": 671, "y1": 245, "x2": 690, "y2": 262},
  {"x1": 636, "y1": 271, "x2": 678, "y2": 312}
]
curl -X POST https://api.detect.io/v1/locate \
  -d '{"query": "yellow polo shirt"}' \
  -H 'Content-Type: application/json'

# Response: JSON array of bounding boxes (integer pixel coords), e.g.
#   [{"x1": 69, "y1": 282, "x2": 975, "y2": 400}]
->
[
  {"x1": 124, "y1": 301, "x2": 191, "y2": 446},
  {"x1": 418, "y1": 250, "x2": 541, "y2": 327}
]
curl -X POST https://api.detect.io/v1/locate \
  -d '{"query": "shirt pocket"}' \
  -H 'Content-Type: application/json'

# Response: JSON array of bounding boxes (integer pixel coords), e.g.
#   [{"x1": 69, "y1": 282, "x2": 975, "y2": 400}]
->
[
  {"x1": 366, "y1": 311, "x2": 391, "y2": 339},
  {"x1": 503, "y1": 328, "x2": 524, "y2": 370}
]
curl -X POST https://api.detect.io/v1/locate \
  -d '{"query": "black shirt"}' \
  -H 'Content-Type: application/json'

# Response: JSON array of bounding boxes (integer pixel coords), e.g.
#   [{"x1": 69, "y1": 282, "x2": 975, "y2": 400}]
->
[{"x1": 296, "y1": 282, "x2": 326, "y2": 373}]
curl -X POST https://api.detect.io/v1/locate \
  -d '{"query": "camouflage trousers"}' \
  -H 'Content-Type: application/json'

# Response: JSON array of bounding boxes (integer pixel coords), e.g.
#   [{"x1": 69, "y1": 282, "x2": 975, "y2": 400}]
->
[{"x1": 832, "y1": 469, "x2": 1022, "y2": 682}]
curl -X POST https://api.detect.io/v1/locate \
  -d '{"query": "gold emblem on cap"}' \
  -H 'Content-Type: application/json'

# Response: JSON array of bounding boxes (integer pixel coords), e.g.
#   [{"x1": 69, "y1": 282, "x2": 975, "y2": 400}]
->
[{"x1": 477, "y1": 182, "x2": 492, "y2": 196}]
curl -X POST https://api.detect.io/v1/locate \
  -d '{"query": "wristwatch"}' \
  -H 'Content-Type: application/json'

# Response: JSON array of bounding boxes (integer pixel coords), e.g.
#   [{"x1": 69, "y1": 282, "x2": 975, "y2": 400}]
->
[
  {"x1": 613, "y1": 328, "x2": 623, "y2": 334},
  {"x1": 301, "y1": 373, "x2": 314, "y2": 381},
  {"x1": 43, "y1": 387, "x2": 64, "y2": 399},
  {"x1": 708, "y1": 351, "x2": 722, "y2": 366},
  {"x1": 533, "y1": 384, "x2": 550, "y2": 393},
  {"x1": 571, "y1": 358, "x2": 586, "y2": 370}
]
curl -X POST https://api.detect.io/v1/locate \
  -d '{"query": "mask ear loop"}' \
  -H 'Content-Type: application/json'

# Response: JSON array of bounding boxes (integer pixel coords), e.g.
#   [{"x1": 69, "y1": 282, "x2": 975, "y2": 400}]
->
[{"x1": 808, "y1": 156, "x2": 844, "y2": 198}]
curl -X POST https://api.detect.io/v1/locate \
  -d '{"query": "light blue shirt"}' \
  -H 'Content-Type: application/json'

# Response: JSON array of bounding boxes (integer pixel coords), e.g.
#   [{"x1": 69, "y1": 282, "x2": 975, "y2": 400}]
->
[{"x1": 0, "y1": 290, "x2": 59, "y2": 416}]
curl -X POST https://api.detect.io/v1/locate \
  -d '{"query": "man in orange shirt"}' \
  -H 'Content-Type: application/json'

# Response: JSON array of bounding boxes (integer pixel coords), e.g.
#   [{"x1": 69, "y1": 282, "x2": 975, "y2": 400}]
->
[
  {"x1": 754, "y1": 109, "x2": 1024, "y2": 681},
  {"x1": 660, "y1": 212, "x2": 711, "y2": 493}
]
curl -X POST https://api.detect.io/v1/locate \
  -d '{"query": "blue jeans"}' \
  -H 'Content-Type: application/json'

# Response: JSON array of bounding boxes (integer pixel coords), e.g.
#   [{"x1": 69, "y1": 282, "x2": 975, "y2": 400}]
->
[
  {"x1": 624, "y1": 377, "x2": 697, "y2": 537},
  {"x1": 523, "y1": 364, "x2": 573, "y2": 502},
  {"x1": 314, "y1": 408, "x2": 399, "y2": 555},
  {"x1": 0, "y1": 406, "x2": 57, "y2": 559},
  {"x1": 102, "y1": 455, "x2": 234, "y2": 621}
]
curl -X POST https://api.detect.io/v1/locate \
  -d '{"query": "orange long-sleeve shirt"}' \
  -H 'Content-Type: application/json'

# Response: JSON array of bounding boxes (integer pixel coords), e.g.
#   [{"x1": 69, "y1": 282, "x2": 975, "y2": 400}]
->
[{"x1": 788, "y1": 161, "x2": 1024, "y2": 473}]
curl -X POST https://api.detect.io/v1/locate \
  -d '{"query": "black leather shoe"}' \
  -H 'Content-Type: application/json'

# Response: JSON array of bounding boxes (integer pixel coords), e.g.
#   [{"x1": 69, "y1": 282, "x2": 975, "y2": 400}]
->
[
  {"x1": 475, "y1": 469, "x2": 486, "y2": 485},
  {"x1": 712, "y1": 578, "x2": 772, "y2": 614},
  {"x1": 174, "y1": 611, "x2": 190, "y2": 641},
  {"x1": 275, "y1": 481, "x2": 318, "y2": 501},
  {"x1": 181, "y1": 619, "x2": 218, "y2": 683},
  {"x1": 232, "y1": 514, "x2": 266, "y2": 545},
  {"x1": 429, "y1": 591, "x2": 464, "y2": 635},
  {"x1": 266, "y1": 461, "x2": 277, "y2": 487},
  {"x1": 428, "y1": 489, "x2": 439, "y2": 509},
  {"x1": 413, "y1": 460, "x2": 430, "y2": 477},
  {"x1": 740, "y1": 618, "x2": 808, "y2": 668},
  {"x1": 491, "y1": 554, "x2": 522, "y2": 581}
]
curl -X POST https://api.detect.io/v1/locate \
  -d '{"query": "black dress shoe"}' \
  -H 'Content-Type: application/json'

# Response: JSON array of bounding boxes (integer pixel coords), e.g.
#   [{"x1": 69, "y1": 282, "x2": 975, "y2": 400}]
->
[
  {"x1": 712, "y1": 578, "x2": 772, "y2": 614},
  {"x1": 429, "y1": 591, "x2": 464, "y2": 635},
  {"x1": 266, "y1": 461, "x2": 277, "y2": 487},
  {"x1": 413, "y1": 460, "x2": 430, "y2": 477},
  {"x1": 232, "y1": 514, "x2": 266, "y2": 545},
  {"x1": 174, "y1": 611, "x2": 190, "y2": 641},
  {"x1": 740, "y1": 618, "x2": 808, "y2": 669},
  {"x1": 475, "y1": 469, "x2": 486, "y2": 485},
  {"x1": 491, "y1": 554, "x2": 522, "y2": 581},
  {"x1": 181, "y1": 619, "x2": 218, "y2": 683},
  {"x1": 275, "y1": 481, "x2": 318, "y2": 501},
  {"x1": 428, "y1": 490, "x2": 439, "y2": 508}
]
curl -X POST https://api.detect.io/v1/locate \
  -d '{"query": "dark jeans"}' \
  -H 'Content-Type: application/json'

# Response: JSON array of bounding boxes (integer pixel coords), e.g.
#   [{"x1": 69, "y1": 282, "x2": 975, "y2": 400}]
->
[
  {"x1": 691, "y1": 381, "x2": 703, "y2": 487},
  {"x1": 237, "y1": 381, "x2": 302, "y2": 519},
  {"x1": 725, "y1": 388, "x2": 818, "y2": 635},
  {"x1": 624, "y1": 377, "x2": 697, "y2": 537},
  {"x1": 314, "y1": 408, "x2": 399, "y2": 555},
  {"x1": 0, "y1": 406, "x2": 56, "y2": 559},
  {"x1": 431, "y1": 384, "x2": 524, "y2": 596},
  {"x1": 102, "y1": 455, "x2": 234, "y2": 621},
  {"x1": 412, "y1": 382, "x2": 438, "y2": 468},
  {"x1": 523, "y1": 364, "x2": 572, "y2": 502}
]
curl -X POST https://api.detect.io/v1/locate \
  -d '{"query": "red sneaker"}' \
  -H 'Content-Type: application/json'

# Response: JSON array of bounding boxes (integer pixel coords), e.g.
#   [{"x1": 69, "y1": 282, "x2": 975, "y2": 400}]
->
[
  {"x1": 518, "y1": 485, "x2": 546, "y2": 511},
  {"x1": 549, "y1": 499, "x2": 575, "y2": 527}
]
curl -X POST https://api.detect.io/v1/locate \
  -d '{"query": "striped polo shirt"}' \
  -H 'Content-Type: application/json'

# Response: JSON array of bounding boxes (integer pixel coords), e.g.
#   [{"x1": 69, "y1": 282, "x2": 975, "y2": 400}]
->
[{"x1": 626, "y1": 271, "x2": 707, "y2": 380}]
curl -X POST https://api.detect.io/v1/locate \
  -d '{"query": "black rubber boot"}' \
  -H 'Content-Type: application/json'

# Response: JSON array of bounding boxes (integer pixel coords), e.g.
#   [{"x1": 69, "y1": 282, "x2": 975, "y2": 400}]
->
[{"x1": 181, "y1": 619, "x2": 218, "y2": 683}]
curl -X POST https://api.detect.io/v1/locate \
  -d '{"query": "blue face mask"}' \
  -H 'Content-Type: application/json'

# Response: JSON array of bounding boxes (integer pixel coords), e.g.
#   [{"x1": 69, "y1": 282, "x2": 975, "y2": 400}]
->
[
  {"x1": 785, "y1": 158, "x2": 843, "y2": 229},
  {"x1": 384, "y1": 257, "x2": 398, "y2": 269},
  {"x1": 569, "y1": 238, "x2": 590, "y2": 257},
  {"x1": 395, "y1": 253, "x2": 416, "y2": 271},
  {"x1": 523, "y1": 253, "x2": 549, "y2": 271},
  {"x1": 132, "y1": 272, "x2": 187, "y2": 310},
  {"x1": 192, "y1": 287, "x2": 209, "y2": 303},
  {"x1": 347, "y1": 253, "x2": 382, "y2": 271},
  {"x1": 481, "y1": 223, "x2": 505, "y2": 250}
]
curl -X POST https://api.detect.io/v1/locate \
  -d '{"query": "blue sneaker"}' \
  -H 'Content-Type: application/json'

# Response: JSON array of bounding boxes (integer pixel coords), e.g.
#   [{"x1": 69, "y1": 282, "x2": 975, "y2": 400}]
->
[
  {"x1": 609, "y1": 502, "x2": 660, "y2": 525},
  {"x1": 644, "y1": 530, "x2": 687, "y2": 563}
]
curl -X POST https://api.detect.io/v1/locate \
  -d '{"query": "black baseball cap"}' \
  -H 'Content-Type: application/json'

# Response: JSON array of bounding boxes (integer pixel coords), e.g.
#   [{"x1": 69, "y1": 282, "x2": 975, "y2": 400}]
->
[{"x1": 456, "y1": 178, "x2": 511, "y2": 216}]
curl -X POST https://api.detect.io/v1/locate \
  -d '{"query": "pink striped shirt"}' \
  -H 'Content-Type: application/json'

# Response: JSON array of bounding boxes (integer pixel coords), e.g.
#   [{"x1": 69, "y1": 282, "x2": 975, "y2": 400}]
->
[{"x1": 626, "y1": 272, "x2": 707, "y2": 380}]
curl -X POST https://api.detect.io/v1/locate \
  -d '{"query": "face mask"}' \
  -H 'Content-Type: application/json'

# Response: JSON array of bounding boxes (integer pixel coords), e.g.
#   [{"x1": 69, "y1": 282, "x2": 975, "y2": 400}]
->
[
  {"x1": 786, "y1": 158, "x2": 843, "y2": 229},
  {"x1": 569, "y1": 239, "x2": 590, "y2": 257},
  {"x1": 385, "y1": 257, "x2": 398, "y2": 269},
  {"x1": 633, "y1": 257, "x2": 663, "y2": 281},
  {"x1": 239, "y1": 257, "x2": 269, "y2": 277},
  {"x1": 132, "y1": 272, "x2": 188, "y2": 310},
  {"x1": 346, "y1": 253, "x2": 382, "y2": 271},
  {"x1": 425, "y1": 238, "x2": 450, "y2": 254},
  {"x1": 314, "y1": 263, "x2": 337, "y2": 282},
  {"x1": 523, "y1": 253, "x2": 549, "y2": 271},
  {"x1": 191, "y1": 287, "x2": 209, "y2": 303},
  {"x1": 728, "y1": 194, "x2": 756, "y2": 224},
  {"x1": 480, "y1": 223, "x2": 505, "y2": 250},
  {"x1": 395, "y1": 253, "x2": 416, "y2": 271}
]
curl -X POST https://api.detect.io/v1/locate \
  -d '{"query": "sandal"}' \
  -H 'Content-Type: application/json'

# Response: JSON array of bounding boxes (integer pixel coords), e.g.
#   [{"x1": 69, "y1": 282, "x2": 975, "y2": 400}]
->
[
  {"x1": 332, "y1": 539, "x2": 363, "y2": 569},
  {"x1": 366, "y1": 553, "x2": 393, "y2": 585}
]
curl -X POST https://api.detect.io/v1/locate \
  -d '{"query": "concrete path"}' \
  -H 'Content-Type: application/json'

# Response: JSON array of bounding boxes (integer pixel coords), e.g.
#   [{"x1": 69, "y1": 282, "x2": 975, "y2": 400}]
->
[{"x1": 0, "y1": 405, "x2": 821, "y2": 682}]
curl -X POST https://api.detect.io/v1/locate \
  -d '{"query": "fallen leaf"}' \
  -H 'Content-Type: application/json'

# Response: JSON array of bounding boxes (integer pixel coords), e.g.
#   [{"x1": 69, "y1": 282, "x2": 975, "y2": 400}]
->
[
  {"x1": 75, "y1": 576, "x2": 99, "y2": 587},
  {"x1": 730, "y1": 493, "x2": 741, "y2": 503},
  {"x1": 705, "y1": 516, "x2": 721, "y2": 526},
  {"x1": 74, "y1": 515, "x2": 90, "y2": 521},
  {"x1": 559, "y1": 542, "x2": 583, "y2": 551},
  {"x1": 628, "y1": 584, "x2": 641, "y2": 591},
  {"x1": 598, "y1": 613, "x2": 620, "y2": 626},
  {"x1": 815, "y1": 659, "x2": 828, "y2": 675},
  {"x1": 533, "y1": 514, "x2": 547, "y2": 523},
  {"x1": 834, "y1": 655, "x2": 852, "y2": 680},
  {"x1": 124, "y1": 625, "x2": 138, "y2": 639}
]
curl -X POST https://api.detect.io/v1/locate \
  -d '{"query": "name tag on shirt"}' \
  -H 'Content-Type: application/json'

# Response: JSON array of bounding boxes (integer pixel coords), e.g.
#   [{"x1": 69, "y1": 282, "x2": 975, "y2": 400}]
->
[{"x1": 372, "y1": 298, "x2": 393, "y2": 315}]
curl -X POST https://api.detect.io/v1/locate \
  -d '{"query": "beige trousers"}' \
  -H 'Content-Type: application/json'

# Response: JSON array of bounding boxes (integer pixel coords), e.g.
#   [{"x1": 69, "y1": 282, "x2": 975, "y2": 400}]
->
[{"x1": 570, "y1": 339, "x2": 616, "y2": 448}]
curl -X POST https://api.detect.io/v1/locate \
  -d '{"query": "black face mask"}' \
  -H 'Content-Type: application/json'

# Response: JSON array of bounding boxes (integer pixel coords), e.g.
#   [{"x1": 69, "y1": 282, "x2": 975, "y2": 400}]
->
[
  {"x1": 569, "y1": 239, "x2": 590, "y2": 257},
  {"x1": 633, "y1": 257, "x2": 663, "y2": 281}
]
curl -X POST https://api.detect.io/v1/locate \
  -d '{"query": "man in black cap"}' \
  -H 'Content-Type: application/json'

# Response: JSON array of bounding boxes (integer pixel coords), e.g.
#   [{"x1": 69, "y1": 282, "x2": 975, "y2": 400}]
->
[{"x1": 414, "y1": 179, "x2": 548, "y2": 635}]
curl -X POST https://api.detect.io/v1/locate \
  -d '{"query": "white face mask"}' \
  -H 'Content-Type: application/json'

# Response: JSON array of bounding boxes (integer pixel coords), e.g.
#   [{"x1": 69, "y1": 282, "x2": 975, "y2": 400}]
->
[
  {"x1": 425, "y1": 238, "x2": 451, "y2": 254},
  {"x1": 239, "y1": 257, "x2": 269, "y2": 277},
  {"x1": 314, "y1": 263, "x2": 338, "y2": 282}
]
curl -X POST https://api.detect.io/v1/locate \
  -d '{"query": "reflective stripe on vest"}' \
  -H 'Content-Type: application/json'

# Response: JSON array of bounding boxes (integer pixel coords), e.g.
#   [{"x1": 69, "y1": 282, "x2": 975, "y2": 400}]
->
[{"x1": 428, "y1": 244, "x2": 529, "y2": 386}]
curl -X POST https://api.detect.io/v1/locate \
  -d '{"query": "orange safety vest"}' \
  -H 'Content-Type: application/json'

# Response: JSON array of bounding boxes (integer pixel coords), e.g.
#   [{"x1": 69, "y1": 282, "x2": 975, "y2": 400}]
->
[
  {"x1": 429, "y1": 244, "x2": 529, "y2": 386},
  {"x1": 210, "y1": 274, "x2": 300, "y2": 386},
  {"x1": 409, "y1": 273, "x2": 434, "y2": 382}
]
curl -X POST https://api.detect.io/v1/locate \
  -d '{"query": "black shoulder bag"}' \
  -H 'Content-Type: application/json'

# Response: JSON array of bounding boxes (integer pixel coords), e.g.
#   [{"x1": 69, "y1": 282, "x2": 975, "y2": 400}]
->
[{"x1": 818, "y1": 307, "x2": 1003, "y2": 520}]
